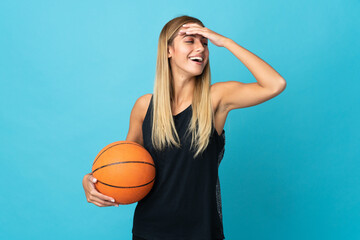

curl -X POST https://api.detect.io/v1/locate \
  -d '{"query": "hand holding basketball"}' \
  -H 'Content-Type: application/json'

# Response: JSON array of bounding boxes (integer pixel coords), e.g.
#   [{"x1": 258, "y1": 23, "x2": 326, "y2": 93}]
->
[
  {"x1": 82, "y1": 173, "x2": 119, "y2": 207},
  {"x1": 91, "y1": 141, "x2": 156, "y2": 205}
]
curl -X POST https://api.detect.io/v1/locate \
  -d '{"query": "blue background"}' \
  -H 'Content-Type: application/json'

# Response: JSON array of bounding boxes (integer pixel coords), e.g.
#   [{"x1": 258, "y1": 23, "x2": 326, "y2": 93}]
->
[{"x1": 1, "y1": 0, "x2": 359, "y2": 239}]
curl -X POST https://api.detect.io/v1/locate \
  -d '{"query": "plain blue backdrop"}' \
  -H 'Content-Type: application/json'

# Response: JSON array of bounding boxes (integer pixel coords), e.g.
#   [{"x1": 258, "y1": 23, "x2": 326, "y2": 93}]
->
[{"x1": 1, "y1": 0, "x2": 359, "y2": 239}]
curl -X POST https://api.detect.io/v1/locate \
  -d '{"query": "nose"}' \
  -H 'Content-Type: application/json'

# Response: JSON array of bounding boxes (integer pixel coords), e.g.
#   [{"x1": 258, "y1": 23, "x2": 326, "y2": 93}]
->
[{"x1": 194, "y1": 39, "x2": 205, "y2": 52}]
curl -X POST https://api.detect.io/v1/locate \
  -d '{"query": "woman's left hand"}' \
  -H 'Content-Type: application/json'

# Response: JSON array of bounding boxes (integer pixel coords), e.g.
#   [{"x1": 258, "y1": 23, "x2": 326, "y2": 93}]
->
[{"x1": 179, "y1": 23, "x2": 229, "y2": 47}]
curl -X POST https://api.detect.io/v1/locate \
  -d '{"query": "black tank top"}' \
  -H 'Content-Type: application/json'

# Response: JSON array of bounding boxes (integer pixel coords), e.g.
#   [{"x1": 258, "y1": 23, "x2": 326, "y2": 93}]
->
[{"x1": 132, "y1": 94, "x2": 226, "y2": 240}]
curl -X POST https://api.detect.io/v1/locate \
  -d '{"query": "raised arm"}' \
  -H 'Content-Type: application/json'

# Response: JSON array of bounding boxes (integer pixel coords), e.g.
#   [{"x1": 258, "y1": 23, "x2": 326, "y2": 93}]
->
[
  {"x1": 216, "y1": 39, "x2": 286, "y2": 112},
  {"x1": 180, "y1": 24, "x2": 286, "y2": 112}
]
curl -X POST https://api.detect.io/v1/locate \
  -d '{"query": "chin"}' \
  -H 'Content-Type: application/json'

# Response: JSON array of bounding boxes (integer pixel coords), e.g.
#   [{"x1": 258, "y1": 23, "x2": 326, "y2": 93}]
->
[
  {"x1": 189, "y1": 71, "x2": 203, "y2": 77},
  {"x1": 189, "y1": 67, "x2": 204, "y2": 75}
]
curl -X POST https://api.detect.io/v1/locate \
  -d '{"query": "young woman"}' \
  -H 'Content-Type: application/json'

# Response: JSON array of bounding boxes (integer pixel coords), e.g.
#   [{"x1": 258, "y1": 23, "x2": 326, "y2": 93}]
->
[{"x1": 82, "y1": 15, "x2": 286, "y2": 240}]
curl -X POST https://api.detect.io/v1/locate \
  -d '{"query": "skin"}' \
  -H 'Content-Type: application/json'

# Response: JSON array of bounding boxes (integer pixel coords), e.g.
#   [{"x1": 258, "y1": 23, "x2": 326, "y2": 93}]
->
[
  {"x1": 167, "y1": 24, "x2": 209, "y2": 112},
  {"x1": 83, "y1": 22, "x2": 287, "y2": 207}
]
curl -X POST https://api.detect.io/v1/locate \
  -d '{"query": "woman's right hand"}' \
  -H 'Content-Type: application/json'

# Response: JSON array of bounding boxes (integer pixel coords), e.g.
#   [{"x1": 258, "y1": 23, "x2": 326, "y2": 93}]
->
[{"x1": 82, "y1": 173, "x2": 119, "y2": 207}]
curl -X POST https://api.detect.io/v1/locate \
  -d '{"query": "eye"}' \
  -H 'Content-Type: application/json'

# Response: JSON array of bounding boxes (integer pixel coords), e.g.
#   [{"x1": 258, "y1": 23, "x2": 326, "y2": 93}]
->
[{"x1": 185, "y1": 41, "x2": 208, "y2": 46}]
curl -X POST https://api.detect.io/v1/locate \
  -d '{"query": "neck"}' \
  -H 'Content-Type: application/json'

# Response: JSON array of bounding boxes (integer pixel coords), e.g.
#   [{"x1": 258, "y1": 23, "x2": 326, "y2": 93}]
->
[{"x1": 172, "y1": 75, "x2": 195, "y2": 106}]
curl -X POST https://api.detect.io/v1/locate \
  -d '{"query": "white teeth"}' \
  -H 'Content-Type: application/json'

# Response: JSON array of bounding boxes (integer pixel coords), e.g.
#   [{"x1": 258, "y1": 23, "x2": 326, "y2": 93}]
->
[{"x1": 189, "y1": 56, "x2": 203, "y2": 62}]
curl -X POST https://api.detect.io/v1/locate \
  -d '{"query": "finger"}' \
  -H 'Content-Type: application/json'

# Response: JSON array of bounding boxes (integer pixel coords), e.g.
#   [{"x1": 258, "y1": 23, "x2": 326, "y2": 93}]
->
[
  {"x1": 91, "y1": 199, "x2": 118, "y2": 207},
  {"x1": 87, "y1": 175, "x2": 118, "y2": 206},
  {"x1": 183, "y1": 26, "x2": 203, "y2": 33},
  {"x1": 88, "y1": 192, "x2": 118, "y2": 207},
  {"x1": 185, "y1": 27, "x2": 205, "y2": 33},
  {"x1": 179, "y1": 28, "x2": 202, "y2": 36},
  {"x1": 88, "y1": 174, "x2": 97, "y2": 184},
  {"x1": 184, "y1": 29, "x2": 209, "y2": 38},
  {"x1": 186, "y1": 25, "x2": 204, "y2": 31},
  {"x1": 90, "y1": 188, "x2": 116, "y2": 203},
  {"x1": 179, "y1": 25, "x2": 202, "y2": 33},
  {"x1": 91, "y1": 197, "x2": 118, "y2": 207}
]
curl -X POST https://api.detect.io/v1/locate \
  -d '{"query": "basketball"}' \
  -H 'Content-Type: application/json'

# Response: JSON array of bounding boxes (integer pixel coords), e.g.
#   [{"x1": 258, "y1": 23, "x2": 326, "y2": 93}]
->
[{"x1": 91, "y1": 141, "x2": 155, "y2": 205}]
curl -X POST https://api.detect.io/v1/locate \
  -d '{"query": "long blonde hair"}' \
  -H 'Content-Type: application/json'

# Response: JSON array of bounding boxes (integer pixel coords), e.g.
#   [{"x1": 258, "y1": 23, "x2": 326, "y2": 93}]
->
[{"x1": 151, "y1": 15, "x2": 214, "y2": 159}]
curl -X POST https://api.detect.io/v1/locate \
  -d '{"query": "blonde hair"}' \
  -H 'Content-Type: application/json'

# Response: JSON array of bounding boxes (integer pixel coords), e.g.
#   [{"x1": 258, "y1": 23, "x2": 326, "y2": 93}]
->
[{"x1": 151, "y1": 15, "x2": 214, "y2": 159}]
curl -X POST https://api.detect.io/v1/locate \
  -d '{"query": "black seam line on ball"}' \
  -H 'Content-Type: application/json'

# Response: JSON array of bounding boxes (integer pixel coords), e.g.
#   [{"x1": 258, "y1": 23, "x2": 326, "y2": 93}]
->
[
  {"x1": 96, "y1": 177, "x2": 155, "y2": 188},
  {"x1": 92, "y1": 161, "x2": 155, "y2": 174},
  {"x1": 92, "y1": 142, "x2": 145, "y2": 166}
]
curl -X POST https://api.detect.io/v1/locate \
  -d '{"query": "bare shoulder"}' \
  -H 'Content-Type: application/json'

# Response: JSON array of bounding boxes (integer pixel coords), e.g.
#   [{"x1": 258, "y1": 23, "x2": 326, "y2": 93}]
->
[
  {"x1": 125, "y1": 93, "x2": 152, "y2": 146},
  {"x1": 136, "y1": 93, "x2": 153, "y2": 121}
]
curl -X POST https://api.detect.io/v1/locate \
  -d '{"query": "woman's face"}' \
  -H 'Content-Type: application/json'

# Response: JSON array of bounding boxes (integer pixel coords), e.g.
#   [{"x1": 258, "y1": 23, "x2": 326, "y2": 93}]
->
[{"x1": 168, "y1": 23, "x2": 209, "y2": 77}]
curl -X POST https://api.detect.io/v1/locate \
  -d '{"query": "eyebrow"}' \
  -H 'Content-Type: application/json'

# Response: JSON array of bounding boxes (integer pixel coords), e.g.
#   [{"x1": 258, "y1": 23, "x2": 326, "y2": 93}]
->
[{"x1": 182, "y1": 34, "x2": 207, "y2": 40}]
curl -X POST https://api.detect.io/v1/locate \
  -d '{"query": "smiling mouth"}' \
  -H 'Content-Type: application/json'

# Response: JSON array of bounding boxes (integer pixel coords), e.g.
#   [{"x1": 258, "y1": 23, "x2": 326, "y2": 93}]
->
[{"x1": 189, "y1": 58, "x2": 204, "y2": 65}]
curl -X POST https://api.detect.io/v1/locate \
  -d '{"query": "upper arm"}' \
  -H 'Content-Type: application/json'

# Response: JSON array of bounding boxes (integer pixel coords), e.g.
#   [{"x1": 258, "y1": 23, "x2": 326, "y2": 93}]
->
[
  {"x1": 125, "y1": 94, "x2": 151, "y2": 146},
  {"x1": 213, "y1": 81, "x2": 286, "y2": 112}
]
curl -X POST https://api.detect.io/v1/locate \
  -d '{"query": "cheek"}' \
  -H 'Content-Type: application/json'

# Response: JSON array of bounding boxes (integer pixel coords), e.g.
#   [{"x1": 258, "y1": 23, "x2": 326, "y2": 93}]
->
[
  {"x1": 179, "y1": 46, "x2": 191, "y2": 55},
  {"x1": 176, "y1": 50, "x2": 191, "y2": 61},
  {"x1": 172, "y1": 52, "x2": 190, "y2": 65}
]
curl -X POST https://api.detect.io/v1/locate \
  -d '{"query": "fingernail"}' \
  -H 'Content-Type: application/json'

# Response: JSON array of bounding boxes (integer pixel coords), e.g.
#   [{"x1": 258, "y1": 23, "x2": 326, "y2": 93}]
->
[
  {"x1": 111, "y1": 199, "x2": 115, "y2": 202},
  {"x1": 92, "y1": 178, "x2": 97, "y2": 183},
  {"x1": 183, "y1": 24, "x2": 186, "y2": 26}
]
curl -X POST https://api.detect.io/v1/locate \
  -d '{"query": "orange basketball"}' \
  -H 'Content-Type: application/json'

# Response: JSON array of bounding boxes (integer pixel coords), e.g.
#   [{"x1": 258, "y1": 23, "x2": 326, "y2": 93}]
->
[{"x1": 91, "y1": 141, "x2": 155, "y2": 205}]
